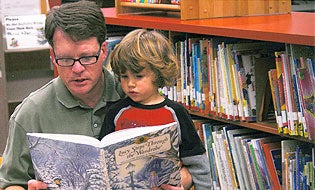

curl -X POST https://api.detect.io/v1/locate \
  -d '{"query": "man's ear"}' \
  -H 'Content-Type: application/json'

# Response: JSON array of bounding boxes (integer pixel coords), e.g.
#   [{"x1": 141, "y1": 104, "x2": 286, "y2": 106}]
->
[
  {"x1": 101, "y1": 41, "x2": 108, "y2": 60},
  {"x1": 50, "y1": 48, "x2": 59, "y2": 78}
]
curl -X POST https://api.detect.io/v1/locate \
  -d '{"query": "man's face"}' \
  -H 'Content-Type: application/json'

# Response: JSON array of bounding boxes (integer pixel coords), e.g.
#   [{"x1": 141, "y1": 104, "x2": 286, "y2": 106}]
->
[{"x1": 52, "y1": 29, "x2": 106, "y2": 101}]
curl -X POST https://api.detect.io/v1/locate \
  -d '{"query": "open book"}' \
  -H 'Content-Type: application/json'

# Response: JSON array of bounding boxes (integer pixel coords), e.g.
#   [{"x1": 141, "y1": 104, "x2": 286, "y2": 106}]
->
[{"x1": 27, "y1": 122, "x2": 180, "y2": 189}]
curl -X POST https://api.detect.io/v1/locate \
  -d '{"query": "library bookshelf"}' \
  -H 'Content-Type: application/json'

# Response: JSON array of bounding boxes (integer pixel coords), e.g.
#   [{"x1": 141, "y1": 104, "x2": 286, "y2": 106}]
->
[
  {"x1": 102, "y1": 7, "x2": 314, "y2": 144},
  {"x1": 103, "y1": 8, "x2": 314, "y2": 46},
  {"x1": 115, "y1": 0, "x2": 292, "y2": 20}
]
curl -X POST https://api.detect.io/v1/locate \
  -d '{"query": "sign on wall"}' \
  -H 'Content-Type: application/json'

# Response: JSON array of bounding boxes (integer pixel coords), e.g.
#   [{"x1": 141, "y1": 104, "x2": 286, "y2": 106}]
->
[{"x1": 3, "y1": 14, "x2": 49, "y2": 49}]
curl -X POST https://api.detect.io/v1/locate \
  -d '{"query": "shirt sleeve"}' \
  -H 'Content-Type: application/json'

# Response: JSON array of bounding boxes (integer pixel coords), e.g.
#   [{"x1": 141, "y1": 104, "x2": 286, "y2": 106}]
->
[
  {"x1": 170, "y1": 101, "x2": 206, "y2": 158},
  {"x1": 0, "y1": 117, "x2": 32, "y2": 189},
  {"x1": 99, "y1": 99, "x2": 124, "y2": 140},
  {"x1": 181, "y1": 154, "x2": 213, "y2": 190},
  {"x1": 169, "y1": 101, "x2": 212, "y2": 189}
]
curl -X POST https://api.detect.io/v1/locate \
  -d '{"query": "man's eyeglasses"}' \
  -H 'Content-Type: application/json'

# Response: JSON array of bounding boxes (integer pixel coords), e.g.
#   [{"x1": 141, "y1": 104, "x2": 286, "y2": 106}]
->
[{"x1": 54, "y1": 47, "x2": 101, "y2": 67}]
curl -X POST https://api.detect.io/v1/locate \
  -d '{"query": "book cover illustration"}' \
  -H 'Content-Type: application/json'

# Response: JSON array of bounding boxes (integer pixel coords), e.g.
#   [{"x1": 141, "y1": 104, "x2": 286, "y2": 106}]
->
[
  {"x1": 298, "y1": 59, "x2": 315, "y2": 140},
  {"x1": 27, "y1": 122, "x2": 180, "y2": 190}
]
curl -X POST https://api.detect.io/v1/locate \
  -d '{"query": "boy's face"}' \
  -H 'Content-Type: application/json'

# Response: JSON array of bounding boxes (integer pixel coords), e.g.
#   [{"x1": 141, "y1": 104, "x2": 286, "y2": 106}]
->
[{"x1": 120, "y1": 66, "x2": 163, "y2": 105}]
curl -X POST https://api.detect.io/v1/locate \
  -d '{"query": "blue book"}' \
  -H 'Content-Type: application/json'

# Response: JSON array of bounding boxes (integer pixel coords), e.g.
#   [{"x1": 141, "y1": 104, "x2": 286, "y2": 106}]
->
[{"x1": 103, "y1": 36, "x2": 123, "y2": 67}]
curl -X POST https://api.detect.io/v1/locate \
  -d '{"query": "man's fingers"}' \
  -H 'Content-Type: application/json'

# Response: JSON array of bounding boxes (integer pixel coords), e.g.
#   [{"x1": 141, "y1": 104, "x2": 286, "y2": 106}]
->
[{"x1": 27, "y1": 180, "x2": 48, "y2": 190}]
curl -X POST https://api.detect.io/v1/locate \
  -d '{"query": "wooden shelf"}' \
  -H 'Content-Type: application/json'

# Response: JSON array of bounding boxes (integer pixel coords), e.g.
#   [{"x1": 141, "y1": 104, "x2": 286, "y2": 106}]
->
[
  {"x1": 190, "y1": 111, "x2": 314, "y2": 144},
  {"x1": 115, "y1": 0, "x2": 291, "y2": 20},
  {"x1": 120, "y1": 2, "x2": 180, "y2": 11},
  {"x1": 102, "y1": 8, "x2": 315, "y2": 46}
]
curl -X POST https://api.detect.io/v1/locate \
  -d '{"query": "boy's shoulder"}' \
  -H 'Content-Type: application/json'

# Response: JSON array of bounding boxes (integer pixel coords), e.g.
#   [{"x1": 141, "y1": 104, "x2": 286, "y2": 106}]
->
[
  {"x1": 164, "y1": 98, "x2": 188, "y2": 111},
  {"x1": 109, "y1": 97, "x2": 188, "y2": 113},
  {"x1": 108, "y1": 97, "x2": 131, "y2": 110}
]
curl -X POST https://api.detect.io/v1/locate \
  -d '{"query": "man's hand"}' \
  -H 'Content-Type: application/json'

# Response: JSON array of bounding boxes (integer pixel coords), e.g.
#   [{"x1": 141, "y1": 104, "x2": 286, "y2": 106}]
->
[
  {"x1": 159, "y1": 184, "x2": 184, "y2": 190},
  {"x1": 180, "y1": 167, "x2": 193, "y2": 189},
  {"x1": 24, "y1": 167, "x2": 193, "y2": 190},
  {"x1": 158, "y1": 166, "x2": 193, "y2": 190},
  {"x1": 27, "y1": 180, "x2": 48, "y2": 190},
  {"x1": 3, "y1": 186, "x2": 25, "y2": 190}
]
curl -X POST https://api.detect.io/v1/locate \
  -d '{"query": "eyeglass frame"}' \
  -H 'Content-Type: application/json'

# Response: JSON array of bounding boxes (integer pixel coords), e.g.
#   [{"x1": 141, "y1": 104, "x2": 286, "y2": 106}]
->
[{"x1": 53, "y1": 47, "x2": 102, "y2": 67}]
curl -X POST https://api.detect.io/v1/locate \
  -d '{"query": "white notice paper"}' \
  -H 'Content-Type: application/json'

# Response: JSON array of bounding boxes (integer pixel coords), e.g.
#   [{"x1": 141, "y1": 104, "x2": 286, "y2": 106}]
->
[
  {"x1": 1, "y1": 0, "x2": 41, "y2": 16},
  {"x1": 3, "y1": 14, "x2": 49, "y2": 50}
]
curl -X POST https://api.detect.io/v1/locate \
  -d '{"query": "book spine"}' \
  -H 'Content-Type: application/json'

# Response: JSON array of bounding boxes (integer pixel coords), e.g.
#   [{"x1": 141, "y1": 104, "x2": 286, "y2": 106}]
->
[
  {"x1": 235, "y1": 137, "x2": 253, "y2": 190},
  {"x1": 291, "y1": 58, "x2": 305, "y2": 137},
  {"x1": 242, "y1": 139, "x2": 260, "y2": 190},
  {"x1": 223, "y1": 139, "x2": 239, "y2": 189},
  {"x1": 226, "y1": 44, "x2": 240, "y2": 121},
  {"x1": 281, "y1": 53, "x2": 299, "y2": 136},
  {"x1": 249, "y1": 141, "x2": 265, "y2": 190},
  {"x1": 231, "y1": 51, "x2": 243, "y2": 121},
  {"x1": 207, "y1": 39, "x2": 216, "y2": 115},
  {"x1": 268, "y1": 69, "x2": 283, "y2": 131},
  {"x1": 217, "y1": 43, "x2": 227, "y2": 118},
  {"x1": 253, "y1": 139, "x2": 272, "y2": 189},
  {"x1": 199, "y1": 39, "x2": 209, "y2": 113},
  {"x1": 214, "y1": 57, "x2": 220, "y2": 117},
  {"x1": 275, "y1": 52, "x2": 288, "y2": 133},
  {"x1": 212, "y1": 131, "x2": 228, "y2": 189}
]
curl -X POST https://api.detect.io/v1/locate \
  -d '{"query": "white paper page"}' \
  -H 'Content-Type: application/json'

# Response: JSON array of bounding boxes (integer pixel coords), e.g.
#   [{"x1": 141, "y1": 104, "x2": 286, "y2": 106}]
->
[
  {"x1": 27, "y1": 133, "x2": 102, "y2": 147},
  {"x1": 2, "y1": 0, "x2": 41, "y2": 16},
  {"x1": 100, "y1": 122, "x2": 177, "y2": 147},
  {"x1": 27, "y1": 122, "x2": 177, "y2": 148}
]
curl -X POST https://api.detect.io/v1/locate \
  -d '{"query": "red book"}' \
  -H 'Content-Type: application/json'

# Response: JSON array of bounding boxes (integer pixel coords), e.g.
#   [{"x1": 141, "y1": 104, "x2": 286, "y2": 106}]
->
[{"x1": 261, "y1": 142, "x2": 282, "y2": 190}]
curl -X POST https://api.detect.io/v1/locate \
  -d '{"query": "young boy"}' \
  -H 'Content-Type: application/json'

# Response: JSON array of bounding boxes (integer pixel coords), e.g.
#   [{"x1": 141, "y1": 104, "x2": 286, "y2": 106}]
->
[{"x1": 99, "y1": 29, "x2": 212, "y2": 189}]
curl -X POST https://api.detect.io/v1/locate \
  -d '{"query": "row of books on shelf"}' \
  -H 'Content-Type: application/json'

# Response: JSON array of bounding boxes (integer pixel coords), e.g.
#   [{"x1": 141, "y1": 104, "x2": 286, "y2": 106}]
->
[
  {"x1": 271, "y1": 45, "x2": 315, "y2": 141},
  {"x1": 192, "y1": 119, "x2": 315, "y2": 190},
  {"x1": 159, "y1": 36, "x2": 314, "y2": 140},
  {"x1": 121, "y1": 0, "x2": 180, "y2": 4}
]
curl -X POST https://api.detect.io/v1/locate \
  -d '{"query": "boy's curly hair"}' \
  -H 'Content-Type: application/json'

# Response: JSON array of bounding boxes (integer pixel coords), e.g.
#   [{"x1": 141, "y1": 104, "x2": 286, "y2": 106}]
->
[{"x1": 110, "y1": 29, "x2": 179, "y2": 88}]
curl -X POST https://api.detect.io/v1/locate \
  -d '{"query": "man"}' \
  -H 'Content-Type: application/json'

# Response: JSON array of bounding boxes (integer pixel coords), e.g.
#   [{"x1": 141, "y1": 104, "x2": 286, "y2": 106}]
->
[{"x1": 0, "y1": 1, "x2": 192, "y2": 189}]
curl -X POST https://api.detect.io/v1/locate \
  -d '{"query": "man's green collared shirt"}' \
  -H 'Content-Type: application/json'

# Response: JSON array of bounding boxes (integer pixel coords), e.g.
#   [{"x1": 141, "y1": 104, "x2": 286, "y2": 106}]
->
[{"x1": 0, "y1": 67, "x2": 124, "y2": 188}]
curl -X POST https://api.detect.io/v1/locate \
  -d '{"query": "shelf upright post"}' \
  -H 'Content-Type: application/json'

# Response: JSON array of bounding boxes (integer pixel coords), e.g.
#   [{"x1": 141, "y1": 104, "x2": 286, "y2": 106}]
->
[{"x1": 0, "y1": 20, "x2": 9, "y2": 153}]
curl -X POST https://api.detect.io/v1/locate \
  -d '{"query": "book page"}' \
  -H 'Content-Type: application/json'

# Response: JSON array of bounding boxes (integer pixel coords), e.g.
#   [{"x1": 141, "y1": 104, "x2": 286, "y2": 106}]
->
[
  {"x1": 27, "y1": 134, "x2": 108, "y2": 189},
  {"x1": 26, "y1": 122, "x2": 178, "y2": 148},
  {"x1": 27, "y1": 133, "x2": 102, "y2": 147},
  {"x1": 100, "y1": 122, "x2": 177, "y2": 147}
]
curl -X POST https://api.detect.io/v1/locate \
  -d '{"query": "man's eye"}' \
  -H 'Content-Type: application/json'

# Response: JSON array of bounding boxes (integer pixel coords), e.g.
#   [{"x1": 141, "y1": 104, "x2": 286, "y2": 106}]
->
[
  {"x1": 136, "y1": 75, "x2": 143, "y2": 78},
  {"x1": 60, "y1": 59, "x2": 73, "y2": 63},
  {"x1": 120, "y1": 75, "x2": 128, "y2": 78},
  {"x1": 81, "y1": 57, "x2": 94, "y2": 62}
]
